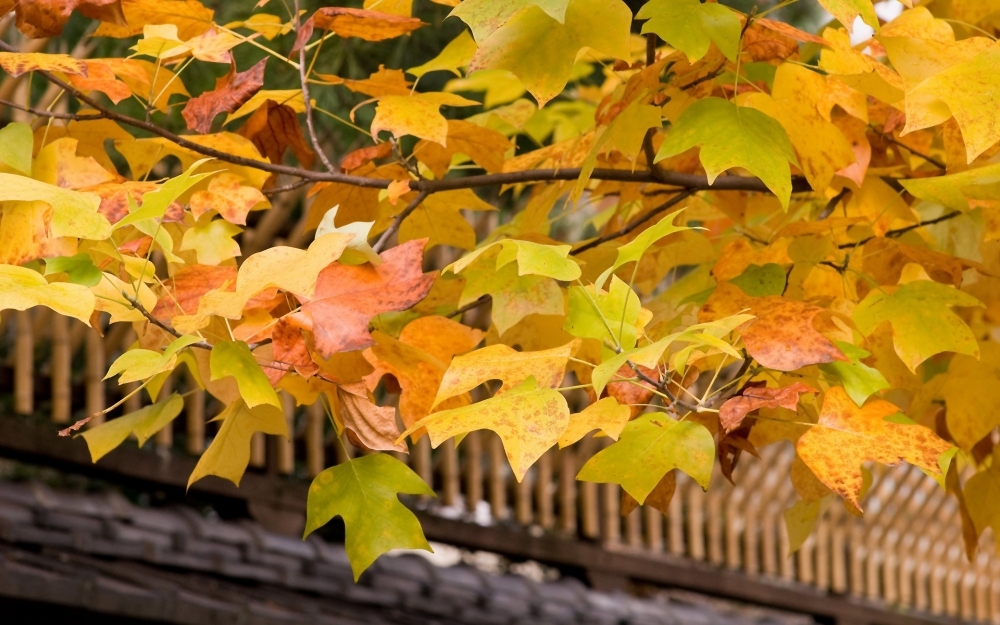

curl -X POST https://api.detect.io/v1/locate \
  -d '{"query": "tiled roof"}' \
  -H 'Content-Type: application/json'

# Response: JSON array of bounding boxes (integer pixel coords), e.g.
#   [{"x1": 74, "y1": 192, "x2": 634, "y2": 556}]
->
[{"x1": 0, "y1": 480, "x2": 814, "y2": 625}]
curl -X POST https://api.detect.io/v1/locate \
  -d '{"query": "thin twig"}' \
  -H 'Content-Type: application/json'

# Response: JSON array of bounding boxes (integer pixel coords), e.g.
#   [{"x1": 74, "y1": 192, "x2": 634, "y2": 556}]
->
[
  {"x1": 449, "y1": 295, "x2": 491, "y2": 319},
  {"x1": 837, "y1": 210, "x2": 962, "y2": 249},
  {"x1": 573, "y1": 191, "x2": 693, "y2": 255},
  {"x1": 372, "y1": 190, "x2": 430, "y2": 252},
  {"x1": 262, "y1": 178, "x2": 312, "y2": 196},
  {"x1": 817, "y1": 187, "x2": 851, "y2": 220},
  {"x1": 879, "y1": 131, "x2": 946, "y2": 169},
  {"x1": 295, "y1": 0, "x2": 336, "y2": 174}
]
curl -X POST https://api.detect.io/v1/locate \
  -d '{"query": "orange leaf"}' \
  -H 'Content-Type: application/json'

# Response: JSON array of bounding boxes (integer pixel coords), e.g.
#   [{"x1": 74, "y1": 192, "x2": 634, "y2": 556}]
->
[
  {"x1": 150, "y1": 264, "x2": 279, "y2": 321},
  {"x1": 719, "y1": 382, "x2": 816, "y2": 432},
  {"x1": 341, "y1": 142, "x2": 393, "y2": 171},
  {"x1": 12, "y1": 0, "x2": 125, "y2": 38},
  {"x1": 0, "y1": 52, "x2": 87, "y2": 77},
  {"x1": 316, "y1": 66, "x2": 412, "y2": 97},
  {"x1": 182, "y1": 59, "x2": 267, "y2": 135},
  {"x1": 796, "y1": 386, "x2": 951, "y2": 510},
  {"x1": 84, "y1": 181, "x2": 184, "y2": 225},
  {"x1": 293, "y1": 239, "x2": 436, "y2": 357},
  {"x1": 189, "y1": 173, "x2": 268, "y2": 225},
  {"x1": 296, "y1": 7, "x2": 425, "y2": 49},
  {"x1": 700, "y1": 283, "x2": 848, "y2": 371},
  {"x1": 337, "y1": 382, "x2": 406, "y2": 452},
  {"x1": 67, "y1": 60, "x2": 132, "y2": 103},
  {"x1": 237, "y1": 99, "x2": 316, "y2": 174},
  {"x1": 387, "y1": 179, "x2": 411, "y2": 205},
  {"x1": 269, "y1": 317, "x2": 319, "y2": 382}
]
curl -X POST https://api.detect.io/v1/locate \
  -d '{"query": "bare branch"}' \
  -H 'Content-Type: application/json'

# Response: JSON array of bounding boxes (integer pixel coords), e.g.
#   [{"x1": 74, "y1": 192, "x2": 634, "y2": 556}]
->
[
  {"x1": 573, "y1": 191, "x2": 693, "y2": 255},
  {"x1": 295, "y1": 0, "x2": 336, "y2": 174},
  {"x1": 372, "y1": 190, "x2": 430, "y2": 253}
]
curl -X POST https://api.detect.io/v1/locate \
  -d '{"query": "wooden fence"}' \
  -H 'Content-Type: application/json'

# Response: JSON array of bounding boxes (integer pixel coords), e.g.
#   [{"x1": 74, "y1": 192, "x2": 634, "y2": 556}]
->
[{"x1": 1, "y1": 307, "x2": 998, "y2": 624}]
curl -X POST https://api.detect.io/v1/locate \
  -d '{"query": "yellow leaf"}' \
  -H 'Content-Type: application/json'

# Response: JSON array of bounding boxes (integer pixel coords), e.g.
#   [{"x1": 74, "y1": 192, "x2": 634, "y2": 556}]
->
[
  {"x1": 818, "y1": 0, "x2": 879, "y2": 33},
  {"x1": 210, "y1": 340, "x2": 281, "y2": 409},
  {"x1": 0, "y1": 264, "x2": 95, "y2": 324},
  {"x1": 81, "y1": 394, "x2": 184, "y2": 462},
  {"x1": 408, "y1": 30, "x2": 478, "y2": 78},
  {"x1": 942, "y1": 341, "x2": 1000, "y2": 449},
  {"x1": 0, "y1": 173, "x2": 110, "y2": 240},
  {"x1": 0, "y1": 52, "x2": 87, "y2": 77},
  {"x1": 188, "y1": 398, "x2": 288, "y2": 488},
  {"x1": 179, "y1": 215, "x2": 243, "y2": 265},
  {"x1": 796, "y1": 386, "x2": 951, "y2": 510},
  {"x1": 402, "y1": 377, "x2": 569, "y2": 481},
  {"x1": 91, "y1": 272, "x2": 157, "y2": 324},
  {"x1": 370, "y1": 92, "x2": 480, "y2": 146},
  {"x1": 558, "y1": 397, "x2": 630, "y2": 448},
  {"x1": 94, "y1": 0, "x2": 215, "y2": 39}
]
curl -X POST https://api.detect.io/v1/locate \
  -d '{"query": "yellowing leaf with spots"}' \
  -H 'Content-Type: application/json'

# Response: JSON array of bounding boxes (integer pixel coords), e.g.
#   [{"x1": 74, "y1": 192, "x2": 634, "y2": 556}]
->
[
  {"x1": 637, "y1": 0, "x2": 741, "y2": 62},
  {"x1": 796, "y1": 386, "x2": 951, "y2": 510},
  {"x1": 370, "y1": 92, "x2": 480, "y2": 146},
  {"x1": 558, "y1": 397, "x2": 631, "y2": 448}
]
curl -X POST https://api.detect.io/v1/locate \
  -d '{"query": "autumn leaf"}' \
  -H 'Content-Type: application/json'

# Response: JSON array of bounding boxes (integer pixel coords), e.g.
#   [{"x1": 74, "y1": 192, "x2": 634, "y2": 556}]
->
[
  {"x1": 657, "y1": 98, "x2": 798, "y2": 208},
  {"x1": 942, "y1": 342, "x2": 1000, "y2": 450},
  {"x1": 818, "y1": 342, "x2": 889, "y2": 407},
  {"x1": 796, "y1": 386, "x2": 951, "y2": 510},
  {"x1": 302, "y1": 7, "x2": 425, "y2": 46},
  {"x1": 621, "y1": 471, "x2": 676, "y2": 517},
  {"x1": 558, "y1": 396, "x2": 631, "y2": 448},
  {"x1": 189, "y1": 173, "x2": 268, "y2": 225},
  {"x1": 719, "y1": 382, "x2": 816, "y2": 433},
  {"x1": 819, "y1": 0, "x2": 879, "y2": 33},
  {"x1": 637, "y1": 0, "x2": 741, "y2": 62},
  {"x1": 80, "y1": 394, "x2": 184, "y2": 462},
  {"x1": 565, "y1": 276, "x2": 646, "y2": 352},
  {"x1": 210, "y1": 340, "x2": 282, "y2": 409},
  {"x1": 433, "y1": 339, "x2": 578, "y2": 407},
  {"x1": 292, "y1": 239, "x2": 436, "y2": 357},
  {"x1": 11, "y1": 0, "x2": 126, "y2": 38},
  {"x1": 105, "y1": 335, "x2": 201, "y2": 384},
  {"x1": 304, "y1": 454, "x2": 434, "y2": 580},
  {"x1": 336, "y1": 382, "x2": 406, "y2": 452},
  {"x1": 188, "y1": 398, "x2": 289, "y2": 488},
  {"x1": 236, "y1": 99, "x2": 316, "y2": 173},
  {"x1": 182, "y1": 58, "x2": 267, "y2": 134},
  {"x1": 93, "y1": 0, "x2": 214, "y2": 39},
  {"x1": 0, "y1": 264, "x2": 96, "y2": 324},
  {"x1": 371, "y1": 92, "x2": 480, "y2": 146},
  {"x1": 0, "y1": 122, "x2": 33, "y2": 175},
  {"x1": 853, "y1": 279, "x2": 982, "y2": 372},
  {"x1": 577, "y1": 413, "x2": 715, "y2": 502},
  {"x1": 0, "y1": 52, "x2": 88, "y2": 77},
  {"x1": 401, "y1": 377, "x2": 570, "y2": 481}
]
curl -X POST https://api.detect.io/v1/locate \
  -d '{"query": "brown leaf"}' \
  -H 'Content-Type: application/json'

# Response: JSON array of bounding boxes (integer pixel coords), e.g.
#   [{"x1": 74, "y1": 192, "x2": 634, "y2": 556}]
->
[
  {"x1": 237, "y1": 99, "x2": 316, "y2": 174},
  {"x1": 337, "y1": 382, "x2": 406, "y2": 452},
  {"x1": 13, "y1": 0, "x2": 126, "y2": 38},
  {"x1": 268, "y1": 317, "x2": 319, "y2": 383},
  {"x1": 862, "y1": 237, "x2": 992, "y2": 288},
  {"x1": 603, "y1": 363, "x2": 657, "y2": 418},
  {"x1": 341, "y1": 142, "x2": 393, "y2": 171},
  {"x1": 700, "y1": 283, "x2": 848, "y2": 371},
  {"x1": 718, "y1": 425, "x2": 759, "y2": 483},
  {"x1": 719, "y1": 382, "x2": 816, "y2": 432},
  {"x1": 293, "y1": 239, "x2": 436, "y2": 358},
  {"x1": 58, "y1": 415, "x2": 95, "y2": 436},
  {"x1": 182, "y1": 58, "x2": 267, "y2": 134},
  {"x1": 742, "y1": 22, "x2": 799, "y2": 62},
  {"x1": 621, "y1": 471, "x2": 675, "y2": 516}
]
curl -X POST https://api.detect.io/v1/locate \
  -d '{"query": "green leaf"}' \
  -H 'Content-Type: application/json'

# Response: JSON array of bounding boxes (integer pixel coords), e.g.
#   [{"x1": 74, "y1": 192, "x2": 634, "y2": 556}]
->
[
  {"x1": 0, "y1": 173, "x2": 111, "y2": 240},
  {"x1": 0, "y1": 264, "x2": 95, "y2": 324},
  {"x1": 638, "y1": 0, "x2": 742, "y2": 62},
  {"x1": 656, "y1": 98, "x2": 797, "y2": 209},
  {"x1": 188, "y1": 399, "x2": 288, "y2": 488},
  {"x1": 461, "y1": 0, "x2": 631, "y2": 107},
  {"x1": 577, "y1": 413, "x2": 715, "y2": 501},
  {"x1": 900, "y1": 162, "x2": 1000, "y2": 212},
  {"x1": 452, "y1": 0, "x2": 572, "y2": 40},
  {"x1": 819, "y1": 342, "x2": 889, "y2": 407},
  {"x1": 565, "y1": 276, "x2": 643, "y2": 352},
  {"x1": 784, "y1": 499, "x2": 822, "y2": 554},
  {"x1": 106, "y1": 334, "x2": 202, "y2": 384},
  {"x1": 558, "y1": 396, "x2": 631, "y2": 448},
  {"x1": 408, "y1": 30, "x2": 478, "y2": 78},
  {"x1": 729, "y1": 263, "x2": 786, "y2": 297},
  {"x1": 403, "y1": 377, "x2": 570, "y2": 481},
  {"x1": 853, "y1": 280, "x2": 982, "y2": 372},
  {"x1": 304, "y1": 453, "x2": 435, "y2": 580},
  {"x1": 44, "y1": 253, "x2": 102, "y2": 287},
  {"x1": 451, "y1": 239, "x2": 581, "y2": 281},
  {"x1": 595, "y1": 210, "x2": 692, "y2": 289},
  {"x1": 0, "y1": 122, "x2": 34, "y2": 174},
  {"x1": 114, "y1": 159, "x2": 216, "y2": 231},
  {"x1": 80, "y1": 393, "x2": 185, "y2": 462},
  {"x1": 210, "y1": 340, "x2": 281, "y2": 408}
]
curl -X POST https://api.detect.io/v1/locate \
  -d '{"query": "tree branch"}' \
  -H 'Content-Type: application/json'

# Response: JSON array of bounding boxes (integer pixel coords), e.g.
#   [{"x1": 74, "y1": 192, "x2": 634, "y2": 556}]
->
[
  {"x1": 573, "y1": 190, "x2": 693, "y2": 255},
  {"x1": 372, "y1": 190, "x2": 430, "y2": 253},
  {"x1": 837, "y1": 210, "x2": 963, "y2": 249},
  {"x1": 295, "y1": 0, "x2": 336, "y2": 174}
]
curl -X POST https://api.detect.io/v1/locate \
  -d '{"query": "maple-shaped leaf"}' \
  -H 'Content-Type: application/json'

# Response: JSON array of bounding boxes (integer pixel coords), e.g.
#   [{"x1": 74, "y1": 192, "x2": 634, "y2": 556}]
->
[
  {"x1": 457, "y1": 260, "x2": 565, "y2": 335},
  {"x1": 595, "y1": 211, "x2": 691, "y2": 289},
  {"x1": 621, "y1": 471, "x2": 676, "y2": 517},
  {"x1": 67, "y1": 59, "x2": 132, "y2": 103},
  {"x1": 796, "y1": 386, "x2": 951, "y2": 510},
  {"x1": 188, "y1": 398, "x2": 288, "y2": 488},
  {"x1": 637, "y1": 0, "x2": 741, "y2": 62},
  {"x1": 819, "y1": 0, "x2": 879, "y2": 33},
  {"x1": 105, "y1": 335, "x2": 201, "y2": 385},
  {"x1": 10, "y1": 0, "x2": 126, "y2": 38},
  {"x1": 451, "y1": 238, "x2": 581, "y2": 281},
  {"x1": 408, "y1": 30, "x2": 478, "y2": 78},
  {"x1": 0, "y1": 264, "x2": 96, "y2": 324},
  {"x1": 93, "y1": 0, "x2": 214, "y2": 39},
  {"x1": 900, "y1": 162, "x2": 1000, "y2": 212},
  {"x1": 236, "y1": 99, "x2": 316, "y2": 173},
  {"x1": 370, "y1": 92, "x2": 480, "y2": 146},
  {"x1": 433, "y1": 339, "x2": 578, "y2": 407},
  {"x1": 401, "y1": 377, "x2": 570, "y2": 481},
  {"x1": 558, "y1": 396, "x2": 631, "y2": 448},
  {"x1": 293, "y1": 239, "x2": 436, "y2": 358},
  {"x1": 459, "y1": 0, "x2": 631, "y2": 107},
  {"x1": 363, "y1": 316, "x2": 483, "y2": 429},
  {"x1": 44, "y1": 253, "x2": 102, "y2": 287},
  {"x1": 297, "y1": 6, "x2": 426, "y2": 49},
  {"x1": 179, "y1": 217, "x2": 243, "y2": 266},
  {"x1": 719, "y1": 382, "x2": 816, "y2": 433},
  {"x1": 396, "y1": 189, "x2": 496, "y2": 251},
  {"x1": 0, "y1": 52, "x2": 87, "y2": 77},
  {"x1": 818, "y1": 342, "x2": 889, "y2": 407},
  {"x1": 853, "y1": 279, "x2": 982, "y2": 372},
  {"x1": 189, "y1": 173, "x2": 268, "y2": 225},
  {"x1": 336, "y1": 382, "x2": 406, "y2": 452},
  {"x1": 210, "y1": 340, "x2": 282, "y2": 409},
  {"x1": 656, "y1": 98, "x2": 798, "y2": 208},
  {"x1": 577, "y1": 413, "x2": 715, "y2": 502},
  {"x1": 80, "y1": 394, "x2": 184, "y2": 462},
  {"x1": 565, "y1": 276, "x2": 645, "y2": 353},
  {"x1": 182, "y1": 58, "x2": 267, "y2": 134},
  {"x1": 700, "y1": 283, "x2": 848, "y2": 372},
  {"x1": 740, "y1": 63, "x2": 856, "y2": 193},
  {"x1": 942, "y1": 342, "x2": 1000, "y2": 450},
  {"x1": 882, "y1": 35, "x2": 1000, "y2": 162},
  {"x1": 304, "y1": 454, "x2": 434, "y2": 580},
  {"x1": 413, "y1": 120, "x2": 513, "y2": 178},
  {"x1": 317, "y1": 66, "x2": 412, "y2": 97},
  {"x1": 0, "y1": 173, "x2": 111, "y2": 241}
]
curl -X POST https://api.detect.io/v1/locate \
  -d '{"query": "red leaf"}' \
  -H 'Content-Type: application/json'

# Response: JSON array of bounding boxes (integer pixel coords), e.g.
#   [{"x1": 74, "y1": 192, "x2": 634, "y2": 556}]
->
[
  {"x1": 293, "y1": 239, "x2": 436, "y2": 358},
  {"x1": 182, "y1": 58, "x2": 267, "y2": 134},
  {"x1": 719, "y1": 381, "x2": 816, "y2": 432},
  {"x1": 236, "y1": 99, "x2": 315, "y2": 173}
]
